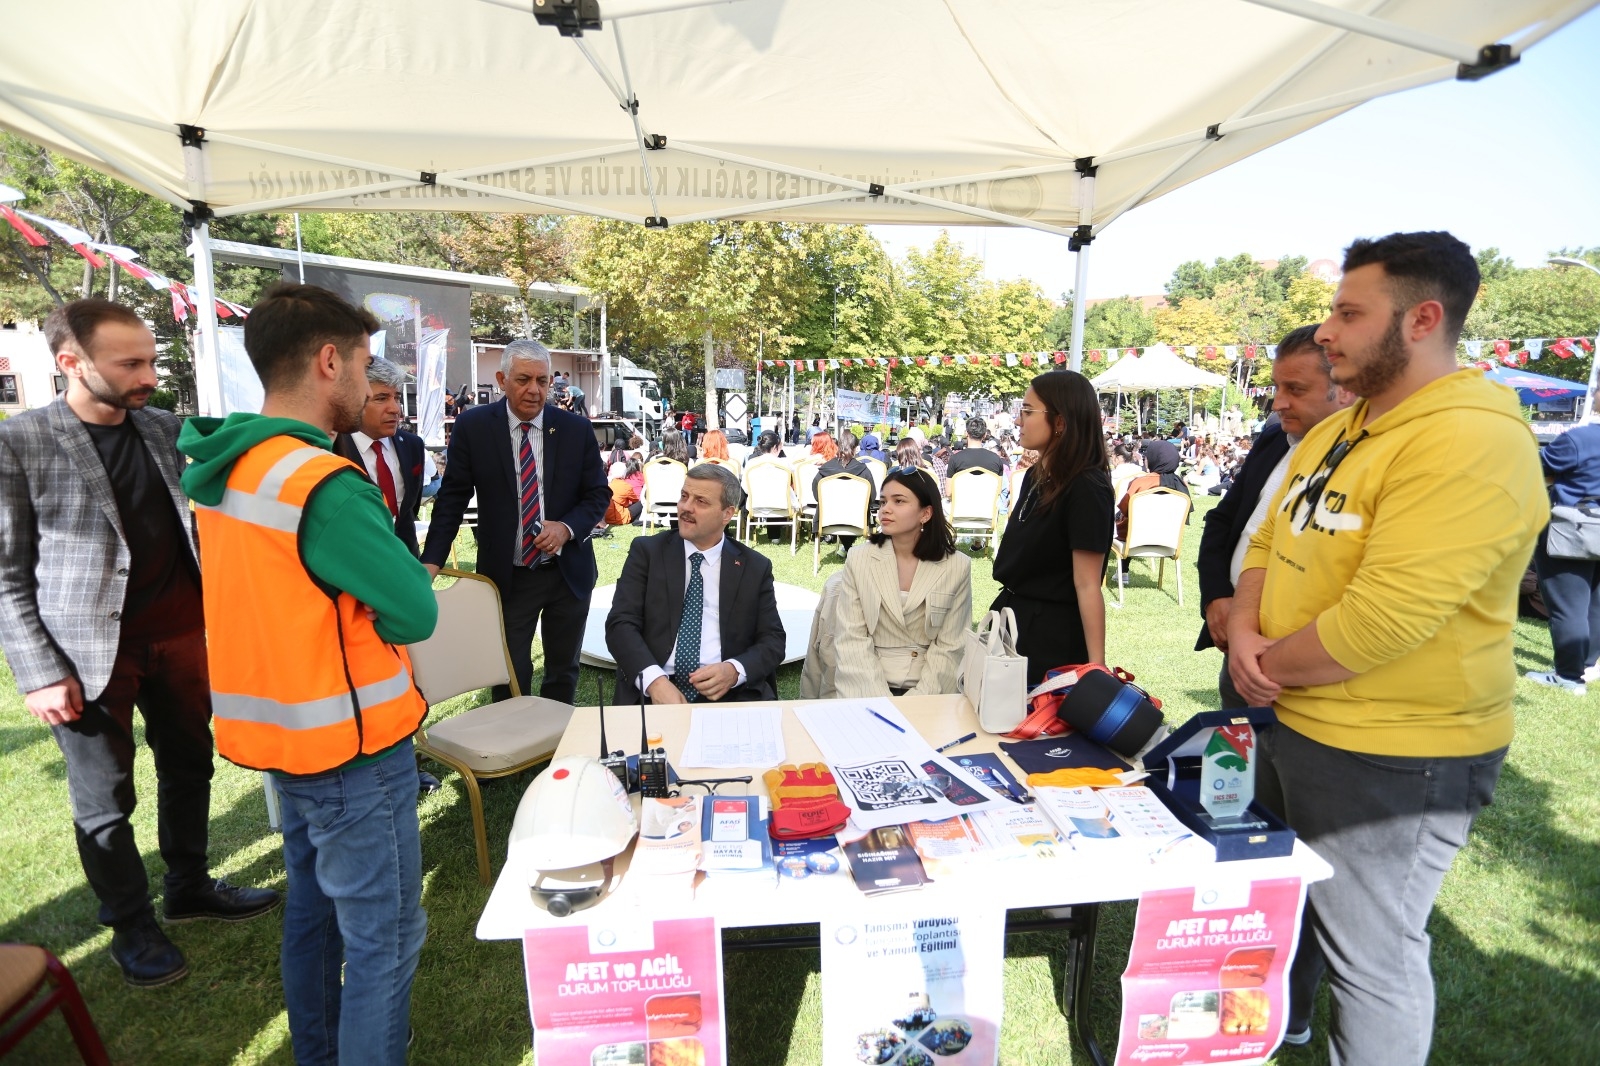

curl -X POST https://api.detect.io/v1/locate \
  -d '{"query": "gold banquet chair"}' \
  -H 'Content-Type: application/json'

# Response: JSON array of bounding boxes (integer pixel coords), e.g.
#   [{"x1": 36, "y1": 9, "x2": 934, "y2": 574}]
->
[
  {"x1": 1107, "y1": 486, "x2": 1192, "y2": 608},
  {"x1": 743, "y1": 460, "x2": 798, "y2": 548},
  {"x1": 813, "y1": 472, "x2": 873, "y2": 575},
  {"x1": 948, "y1": 467, "x2": 1005, "y2": 556},
  {"x1": 407, "y1": 569, "x2": 574, "y2": 883},
  {"x1": 641, "y1": 456, "x2": 687, "y2": 530}
]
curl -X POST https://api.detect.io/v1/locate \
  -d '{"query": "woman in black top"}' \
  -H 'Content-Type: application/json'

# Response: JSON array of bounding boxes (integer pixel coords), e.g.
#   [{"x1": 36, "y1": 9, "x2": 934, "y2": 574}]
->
[{"x1": 991, "y1": 370, "x2": 1113, "y2": 685}]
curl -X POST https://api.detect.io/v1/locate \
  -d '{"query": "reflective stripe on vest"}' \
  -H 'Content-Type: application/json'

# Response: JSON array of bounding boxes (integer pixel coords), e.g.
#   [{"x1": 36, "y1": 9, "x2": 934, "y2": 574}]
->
[{"x1": 195, "y1": 436, "x2": 427, "y2": 775}]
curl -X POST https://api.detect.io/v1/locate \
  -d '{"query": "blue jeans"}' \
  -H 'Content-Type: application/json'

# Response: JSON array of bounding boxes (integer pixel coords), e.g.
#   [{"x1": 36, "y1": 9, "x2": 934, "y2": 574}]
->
[
  {"x1": 275, "y1": 741, "x2": 427, "y2": 1066},
  {"x1": 1261, "y1": 724, "x2": 1504, "y2": 1066}
]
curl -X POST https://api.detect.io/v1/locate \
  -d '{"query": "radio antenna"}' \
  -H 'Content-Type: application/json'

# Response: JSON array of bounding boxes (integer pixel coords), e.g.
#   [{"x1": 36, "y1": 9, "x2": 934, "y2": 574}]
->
[
  {"x1": 597, "y1": 671, "x2": 609, "y2": 759},
  {"x1": 638, "y1": 672, "x2": 649, "y2": 754}
]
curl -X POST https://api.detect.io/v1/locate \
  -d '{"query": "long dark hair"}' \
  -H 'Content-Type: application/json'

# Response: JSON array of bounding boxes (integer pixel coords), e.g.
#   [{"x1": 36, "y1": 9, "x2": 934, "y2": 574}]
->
[
  {"x1": 1029, "y1": 370, "x2": 1108, "y2": 513},
  {"x1": 869, "y1": 468, "x2": 957, "y2": 561}
]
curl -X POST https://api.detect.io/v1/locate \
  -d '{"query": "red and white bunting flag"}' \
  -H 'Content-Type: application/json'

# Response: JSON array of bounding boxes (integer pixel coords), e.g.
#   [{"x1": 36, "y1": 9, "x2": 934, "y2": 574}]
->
[
  {"x1": 1578, "y1": 337, "x2": 1596, "y2": 354},
  {"x1": 1054, "y1": 352, "x2": 1066, "y2": 364},
  {"x1": 15, "y1": 210, "x2": 106, "y2": 267},
  {"x1": 1020, "y1": 354, "x2": 1032, "y2": 366},
  {"x1": 1089, "y1": 349, "x2": 1102, "y2": 363},
  {"x1": 989, "y1": 355, "x2": 1001, "y2": 367},
  {"x1": 1493, "y1": 339, "x2": 1510, "y2": 357},
  {"x1": 0, "y1": 205, "x2": 48, "y2": 246},
  {"x1": 170, "y1": 288, "x2": 189, "y2": 322}
]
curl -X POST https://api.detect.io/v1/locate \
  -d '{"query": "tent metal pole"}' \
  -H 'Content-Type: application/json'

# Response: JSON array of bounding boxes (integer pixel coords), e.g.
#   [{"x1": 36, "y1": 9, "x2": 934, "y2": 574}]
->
[
  {"x1": 434, "y1": 177, "x2": 649, "y2": 224},
  {"x1": 211, "y1": 179, "x2": 422, "y2": 218},
  {"x1": 187, "y1": 221, "x2": 224, "y2": 417},
  {"x1": 1510, "y1": 0, "x2": 1599, "y2": 55},
  {"x1": 1068, "y1": 170, "x2": 1096, "y2": 372},
  {"x1": 1236, "y1": 0, "x2": 1481, "y2": 64}
]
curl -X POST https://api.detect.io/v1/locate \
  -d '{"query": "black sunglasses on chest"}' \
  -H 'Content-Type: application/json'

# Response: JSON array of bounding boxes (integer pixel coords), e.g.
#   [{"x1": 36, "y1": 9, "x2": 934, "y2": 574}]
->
[{"x1": 1291, "y1": 429, "x2": 1368, "y2": 531}]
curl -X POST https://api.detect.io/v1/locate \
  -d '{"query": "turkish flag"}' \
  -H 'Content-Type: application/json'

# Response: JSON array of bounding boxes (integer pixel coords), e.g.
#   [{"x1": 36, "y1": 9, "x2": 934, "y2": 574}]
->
[
  {"x1": 1494, "y1": 340, "x2": 1510, "y2": 357},
  {"x1": 1055, "y1": 352, "x2": 1067, "y2": 364}
]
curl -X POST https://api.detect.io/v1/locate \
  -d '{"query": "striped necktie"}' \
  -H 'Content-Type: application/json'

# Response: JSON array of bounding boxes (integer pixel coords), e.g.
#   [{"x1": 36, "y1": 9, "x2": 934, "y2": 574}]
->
[
  {"x1": 672, "y1": 552, "x2": 706, "y2": 700},
  {"x1": 518, "y1": 422, "x2": 542, "y2": 565}
]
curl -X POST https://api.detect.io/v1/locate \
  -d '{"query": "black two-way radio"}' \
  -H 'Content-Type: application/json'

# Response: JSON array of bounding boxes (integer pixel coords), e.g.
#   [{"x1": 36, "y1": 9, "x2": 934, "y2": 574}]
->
[{"x1": 636, "y1": 672, "x2": 671, "y2": 798}]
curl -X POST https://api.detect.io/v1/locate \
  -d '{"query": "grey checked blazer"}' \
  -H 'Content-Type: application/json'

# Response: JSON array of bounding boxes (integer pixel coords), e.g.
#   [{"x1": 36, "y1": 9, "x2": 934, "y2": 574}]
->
[{"x1": 0, "y1": 398, "x2": 198, "y2": 700}]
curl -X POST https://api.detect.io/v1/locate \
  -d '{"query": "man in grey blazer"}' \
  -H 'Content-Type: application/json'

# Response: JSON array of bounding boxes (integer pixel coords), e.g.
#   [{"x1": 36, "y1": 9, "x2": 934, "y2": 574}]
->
[{"x1": 0, "y1": 299, "x2": 277, "y2": 988}]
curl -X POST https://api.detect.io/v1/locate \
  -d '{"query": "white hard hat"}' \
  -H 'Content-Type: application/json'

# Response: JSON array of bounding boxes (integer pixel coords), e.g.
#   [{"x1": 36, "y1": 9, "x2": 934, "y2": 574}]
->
[{"x1": 508, "y1": 755, "x2": 638, "y2": 875}]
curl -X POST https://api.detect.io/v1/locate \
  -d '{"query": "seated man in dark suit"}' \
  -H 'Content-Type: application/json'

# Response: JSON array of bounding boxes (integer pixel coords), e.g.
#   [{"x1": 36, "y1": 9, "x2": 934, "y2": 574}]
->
[
  {"x1": 606, "y1": 465, "x2": 787, "y2": 704},
  {"x1": 333, "y1": 357, "x2": 433, "y2": 556},
  {"x1": 422, "y1": 339, "x2": 611, "y2": 704}
]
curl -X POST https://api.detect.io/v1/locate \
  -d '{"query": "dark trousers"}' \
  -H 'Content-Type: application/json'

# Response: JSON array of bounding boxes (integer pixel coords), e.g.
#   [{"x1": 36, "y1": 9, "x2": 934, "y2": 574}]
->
[
  {"x1": 50, "y1": 629, "x2": 215, "y2": 927},
  {"x1": 1532, "y1": 532, "x2": 1600, "y2": 681},
  {"x1": 497, "y1": 564, "x2": 590, "y2": 704}
]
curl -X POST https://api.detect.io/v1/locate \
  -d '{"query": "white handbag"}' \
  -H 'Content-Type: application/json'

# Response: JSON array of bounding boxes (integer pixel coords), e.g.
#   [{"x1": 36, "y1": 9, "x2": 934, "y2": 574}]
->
[{"x1": 959, "y1": 608, "x2": 1029, "y2": 733}]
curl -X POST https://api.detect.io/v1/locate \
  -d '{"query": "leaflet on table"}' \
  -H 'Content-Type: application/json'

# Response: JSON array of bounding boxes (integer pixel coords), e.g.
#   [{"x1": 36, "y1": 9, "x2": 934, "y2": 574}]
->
[
  {"x1": 841, "y1": 824, "x2": 928, "y2": 895},
  {"x1": 699, "y1": 795, "x2": 775, "y2": 882},
  {"x1": 630, "y1": 797, "x2": 705, "y2": 903},
  {"x1": 1034, "y1": 785, "x2": 1198, "y2": 860},
  {"x1": 678, "y1": 705, "x2": 786, "y2": 769},
  {"x1": 523, "y1": 916, "x2": 727, "y2": 1066},
  {"x1": 1115, "y1": 876, "x2": 1306, "y2": 1066},
  {"x1": 820, "y1": 905, "x2": 1005, "y2": 1066}
]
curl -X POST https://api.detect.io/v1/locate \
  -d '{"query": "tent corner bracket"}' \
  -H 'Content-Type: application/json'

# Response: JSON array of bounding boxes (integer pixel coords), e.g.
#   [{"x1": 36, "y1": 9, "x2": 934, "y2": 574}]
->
[
  {"x1": 183, "y1": 201, "x2": 214, "y2": 228},
  {"x1": 177, "y1": 124, "x2": 206, "y2": 148},
  {"x1": 534, "y1": 0, "x2": 602, "y2": 37},
  {"x1": 645, "y1": 216, "x2": 668, "y2": 229},
  {"x1": 1074, "y1": 156, "x2": 1097, "y2": 177},
  {"x1": 645, "y1": 134, "x2": 667, "y2": 150},
  {"x1": 1457, "y1": 43, "x2": 1518, "y2": 81},
  {"x1": 1068, "y1": 224, "x2": 1094, "y2": 252}
]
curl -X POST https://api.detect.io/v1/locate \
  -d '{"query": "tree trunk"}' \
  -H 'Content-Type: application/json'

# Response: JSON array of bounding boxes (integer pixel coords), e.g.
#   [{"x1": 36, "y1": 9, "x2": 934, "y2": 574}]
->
[{"x1": 702, "y1": 326, "x2": 719, "y2": 429}]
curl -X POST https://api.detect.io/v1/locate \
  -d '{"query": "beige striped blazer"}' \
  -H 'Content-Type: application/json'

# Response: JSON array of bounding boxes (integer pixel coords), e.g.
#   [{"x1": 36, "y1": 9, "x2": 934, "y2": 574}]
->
[{"x1": 826, "y1": 539, "x2": 972, "y2": 698}]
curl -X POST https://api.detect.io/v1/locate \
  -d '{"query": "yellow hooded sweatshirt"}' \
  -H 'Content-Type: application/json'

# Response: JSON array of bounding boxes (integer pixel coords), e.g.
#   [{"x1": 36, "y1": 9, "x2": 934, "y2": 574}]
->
[{"x1": 1242, "y1": 369, "x2": 1548, "y2": 757}]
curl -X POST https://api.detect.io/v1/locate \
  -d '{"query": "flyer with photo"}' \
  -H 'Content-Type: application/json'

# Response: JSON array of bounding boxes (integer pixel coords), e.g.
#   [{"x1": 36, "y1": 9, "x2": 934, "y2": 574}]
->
[
  {"x1": 1115, "y1": 877, "x2": 1305, "y2": 1066},
  {"x1": 820, "y1": 906, "x2": 1004, "y2": 1066},
  {"x1": 524, "y1": 917, "x2": 726, "y2": 1066}
]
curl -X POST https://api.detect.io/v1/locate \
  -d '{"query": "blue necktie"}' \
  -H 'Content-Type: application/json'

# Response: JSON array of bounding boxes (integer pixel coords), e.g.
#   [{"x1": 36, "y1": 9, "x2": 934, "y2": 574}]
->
[{"x1": 672, "y1": 552, "x2": 706, "y2": 700}]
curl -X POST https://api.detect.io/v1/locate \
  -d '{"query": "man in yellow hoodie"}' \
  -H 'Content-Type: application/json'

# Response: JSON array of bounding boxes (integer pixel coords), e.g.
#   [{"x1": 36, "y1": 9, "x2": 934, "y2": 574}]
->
[{"x1": 1227, "y1": 231, "x2": 1546, "y2": 1065}]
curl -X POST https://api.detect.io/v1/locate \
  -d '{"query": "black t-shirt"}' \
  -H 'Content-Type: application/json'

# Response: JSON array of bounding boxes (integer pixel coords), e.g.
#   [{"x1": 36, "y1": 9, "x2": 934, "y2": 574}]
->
[
  {"x1": 83, "y1": 419, "x2": 203, "y2": 641},
  {"x1": 945, "y1": 446, "x2": 1005, "y2": 478}
]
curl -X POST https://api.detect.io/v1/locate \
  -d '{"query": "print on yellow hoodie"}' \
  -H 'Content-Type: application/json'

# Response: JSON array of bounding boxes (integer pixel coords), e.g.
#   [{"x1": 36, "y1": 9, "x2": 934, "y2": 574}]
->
[{"x1": 1241, "y1": 369, "x2": 1548, "y2": 757}]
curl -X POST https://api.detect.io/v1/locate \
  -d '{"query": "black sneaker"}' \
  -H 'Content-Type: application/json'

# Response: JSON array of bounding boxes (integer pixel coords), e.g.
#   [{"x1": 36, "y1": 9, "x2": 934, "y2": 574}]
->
[
  {"x1": 1282, "y1": 1024, "x2": 1312, "y2": 1047},
  {"x1": 163, "y1": 878, "x2": 282, "y2": 924},
  {"x1": 418, "y1": 769, "x2": 442, "y2": 796},
  {"x1": 111, "y1": 917, "x2": 188, "y2": 988}
]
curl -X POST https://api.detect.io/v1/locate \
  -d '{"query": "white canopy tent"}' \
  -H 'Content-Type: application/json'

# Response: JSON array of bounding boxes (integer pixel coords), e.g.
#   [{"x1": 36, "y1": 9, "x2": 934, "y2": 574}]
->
[
  {"x1": 1, "y1": 0, "x2": 1590, "y2": 414},
  {"x1": 1092, "y1": 345, "x2": 1229, "y2": 433}
]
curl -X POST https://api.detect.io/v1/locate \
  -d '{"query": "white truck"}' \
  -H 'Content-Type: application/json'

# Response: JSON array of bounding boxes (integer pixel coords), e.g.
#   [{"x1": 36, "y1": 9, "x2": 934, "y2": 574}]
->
[{"x1": 599, "y1": 354, "x2": 663, "y2": 433}]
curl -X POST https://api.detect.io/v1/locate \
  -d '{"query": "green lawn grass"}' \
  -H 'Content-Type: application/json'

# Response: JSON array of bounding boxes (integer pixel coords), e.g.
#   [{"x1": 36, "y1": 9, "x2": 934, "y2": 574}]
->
[{"x1": 2, "y1": 495, "x2": 1596, "y2": 1063}]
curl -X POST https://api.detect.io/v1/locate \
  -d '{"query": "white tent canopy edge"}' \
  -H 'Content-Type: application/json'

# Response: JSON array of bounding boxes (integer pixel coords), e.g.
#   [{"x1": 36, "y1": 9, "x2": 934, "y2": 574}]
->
[{"x1": 0, "y1": 0, "x2": 1589, "y2": 415}]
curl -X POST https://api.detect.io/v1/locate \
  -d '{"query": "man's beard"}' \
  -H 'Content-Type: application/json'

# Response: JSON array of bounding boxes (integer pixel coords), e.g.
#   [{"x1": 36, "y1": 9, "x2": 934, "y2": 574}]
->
[
  {"x1": 1339, "y1": 311, "x2": 1410, "y2": 398},
  {"x1": 331, "y1": 382, "x2": 367, "y2": 434},
  {"x1": 82, "y1": 368, "x2": 152, "y2": 410}
]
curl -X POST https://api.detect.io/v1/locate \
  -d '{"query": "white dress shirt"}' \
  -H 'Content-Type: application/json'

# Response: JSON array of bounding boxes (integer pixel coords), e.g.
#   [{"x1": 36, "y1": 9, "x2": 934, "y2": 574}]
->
[
  {"x1": 351, "y1": 431, "x2": 436, "y2": 503},
  {"x1": 504, "y1": 404, "x2": 568, "y2": 560},
  {"x1": 1229, "y1": 436, "x2": 1300, "y2": 585},
  {"x1": 638, "y1": 535, "x2": 748, "y2": 695}
]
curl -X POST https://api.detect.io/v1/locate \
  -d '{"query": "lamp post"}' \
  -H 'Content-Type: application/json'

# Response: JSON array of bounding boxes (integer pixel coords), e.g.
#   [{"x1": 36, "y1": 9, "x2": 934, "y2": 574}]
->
[{"x1": 1549, "y1": 257, "x2": 1600, "y2": 423}]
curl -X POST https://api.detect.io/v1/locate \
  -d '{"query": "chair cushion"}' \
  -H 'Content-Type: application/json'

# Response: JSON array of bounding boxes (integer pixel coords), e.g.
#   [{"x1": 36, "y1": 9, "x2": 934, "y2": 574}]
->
[
  {"x1": 0, "y1": 944, "x2": 48, "y2": 1012},
  {"x1": 423, "y1": 696, "x2": 573, "y2": 773}
]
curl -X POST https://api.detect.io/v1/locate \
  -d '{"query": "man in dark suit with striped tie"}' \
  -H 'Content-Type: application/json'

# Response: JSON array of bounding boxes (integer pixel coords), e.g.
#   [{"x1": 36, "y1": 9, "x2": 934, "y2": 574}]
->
[
  {"x1": 333, "y1": 358, "x2": 434, "y2": 557},
  {"x1": 421, "y1": 339, "x2": 610, "y2": 702}
]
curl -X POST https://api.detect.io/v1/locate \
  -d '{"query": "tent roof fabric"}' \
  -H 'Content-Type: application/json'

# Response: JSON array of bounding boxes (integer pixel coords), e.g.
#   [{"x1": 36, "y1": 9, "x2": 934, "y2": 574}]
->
[
  {"x1": 0, "y1": 1, "x2": 1587, "y2": 234},
  {"x1": 1091, "y1": 346, "x2": 1228, "y2": 390},
  {"x1": 1483, "y1": 365, "x2": 1588, "y2": 402}
]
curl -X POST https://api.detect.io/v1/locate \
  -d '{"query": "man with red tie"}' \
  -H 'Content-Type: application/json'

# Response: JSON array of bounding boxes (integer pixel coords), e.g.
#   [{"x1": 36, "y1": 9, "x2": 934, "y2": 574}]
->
[
  {"x1": 333, "y1": 358, "x2": 434, "y2": 557},
  {"x1": 422, "y1": 339, "x2": 610, "y2": 703}
]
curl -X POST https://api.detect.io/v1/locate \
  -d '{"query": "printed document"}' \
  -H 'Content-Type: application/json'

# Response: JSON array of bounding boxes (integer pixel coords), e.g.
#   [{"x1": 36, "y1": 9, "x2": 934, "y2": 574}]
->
[{"x1": 678, "y1": 705, "x2": 785, "y2": 769}]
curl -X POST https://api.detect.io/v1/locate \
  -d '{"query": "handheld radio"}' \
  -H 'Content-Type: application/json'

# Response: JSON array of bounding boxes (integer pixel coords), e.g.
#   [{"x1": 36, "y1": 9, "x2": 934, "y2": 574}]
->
[
  {"x1": 597, "y1": 674, "x2": 632, "y2": 794},
  {"x1": 636, "y1": 673, "x2": 671, "y2": 799}
]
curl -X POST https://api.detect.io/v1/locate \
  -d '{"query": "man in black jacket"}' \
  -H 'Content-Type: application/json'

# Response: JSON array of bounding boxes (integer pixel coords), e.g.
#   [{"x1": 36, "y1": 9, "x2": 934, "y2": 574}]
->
[
  {"x1": 1197, "y1": 325, "x2": 1352, "y2": 703},
  {"x1": 333, "y1": 358, "x2": 434, "y2": 557}
]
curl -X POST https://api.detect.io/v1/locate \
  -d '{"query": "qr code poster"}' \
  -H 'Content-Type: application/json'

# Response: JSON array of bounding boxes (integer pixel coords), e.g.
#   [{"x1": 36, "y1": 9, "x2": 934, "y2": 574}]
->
[{"x1": 835, "y1": 760, "x2": 941, "y2": 813}]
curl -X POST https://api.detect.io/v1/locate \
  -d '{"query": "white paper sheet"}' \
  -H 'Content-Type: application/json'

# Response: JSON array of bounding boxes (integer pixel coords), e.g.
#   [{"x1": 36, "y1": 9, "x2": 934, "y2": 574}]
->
[
  {"x1": 677, "y1": 705, "x2": 786, "y2": 769},
  {"x1": 795, "y1": 699, "x2": 1012, "y2": 831}
]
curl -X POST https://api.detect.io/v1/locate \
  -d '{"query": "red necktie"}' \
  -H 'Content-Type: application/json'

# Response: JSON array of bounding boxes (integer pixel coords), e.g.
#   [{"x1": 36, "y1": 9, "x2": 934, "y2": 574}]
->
[{"x1": 372, "y1": 439, "x2": 399, "y2": 517}]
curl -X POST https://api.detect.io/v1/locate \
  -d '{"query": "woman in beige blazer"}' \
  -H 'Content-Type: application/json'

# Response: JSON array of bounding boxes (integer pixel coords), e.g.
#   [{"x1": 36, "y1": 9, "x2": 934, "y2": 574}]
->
[{"x1": 830, "y1": 467, "x2": 972, "y2": 697}]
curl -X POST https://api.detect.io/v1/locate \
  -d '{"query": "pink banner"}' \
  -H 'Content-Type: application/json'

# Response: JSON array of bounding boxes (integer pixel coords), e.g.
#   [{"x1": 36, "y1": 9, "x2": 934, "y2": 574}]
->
[
  {"x1": 524, "y1": 917, "x2": 727, "y2": 1066},
  {"x1": 1116, "y1": 877, "x2": 1305, "y2": 1065}
]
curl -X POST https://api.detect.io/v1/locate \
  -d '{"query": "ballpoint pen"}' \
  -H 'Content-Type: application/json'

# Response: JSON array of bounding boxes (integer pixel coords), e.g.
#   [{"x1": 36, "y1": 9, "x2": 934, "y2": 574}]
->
[
  {"x1": 868, "y1": 708, "x2": 906, "y2": 733},
  {"x1": 935, "y1": 732, "x2": 978, "y2": 753}
]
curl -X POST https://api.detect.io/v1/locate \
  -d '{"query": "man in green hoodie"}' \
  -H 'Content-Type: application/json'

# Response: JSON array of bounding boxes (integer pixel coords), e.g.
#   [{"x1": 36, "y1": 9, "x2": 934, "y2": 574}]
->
[
  {"x1": 1227, "y1": 232, "x2": 1546, "y2": 1065},
  {"x1": 179, "y1": 282, "x2": 438, "y2": 1066}
]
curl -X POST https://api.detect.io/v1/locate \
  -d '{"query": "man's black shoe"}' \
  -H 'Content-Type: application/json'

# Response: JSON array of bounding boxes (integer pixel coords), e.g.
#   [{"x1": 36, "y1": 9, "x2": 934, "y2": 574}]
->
[
  {"x1": 111, "y1": 917, "x2": 188, "y2": 988},
  {"x1": 163, "y1": 879, "x2": 282, "y2": 924},
  {"x1": 418, "y1": 769, "x2": 442, "y2": 796}
]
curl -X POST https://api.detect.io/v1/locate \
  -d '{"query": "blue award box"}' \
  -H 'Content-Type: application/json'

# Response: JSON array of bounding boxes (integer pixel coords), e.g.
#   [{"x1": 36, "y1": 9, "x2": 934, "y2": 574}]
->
[{"x1": 1143, "y1": 707, "x2": 1296, "y2": 862}]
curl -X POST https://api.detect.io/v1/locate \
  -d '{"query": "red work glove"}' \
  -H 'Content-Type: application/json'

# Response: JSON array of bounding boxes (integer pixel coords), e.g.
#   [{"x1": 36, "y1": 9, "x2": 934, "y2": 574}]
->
[{"x1": 763, "y1": 762, "x2": 851, "y2": 839}]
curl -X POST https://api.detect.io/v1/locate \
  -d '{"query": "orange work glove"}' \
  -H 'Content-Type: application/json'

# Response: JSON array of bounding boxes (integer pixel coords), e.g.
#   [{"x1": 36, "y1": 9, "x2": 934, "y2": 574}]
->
[{"x1": 763, "y1": 762, "x2": 851, "y2": 839}]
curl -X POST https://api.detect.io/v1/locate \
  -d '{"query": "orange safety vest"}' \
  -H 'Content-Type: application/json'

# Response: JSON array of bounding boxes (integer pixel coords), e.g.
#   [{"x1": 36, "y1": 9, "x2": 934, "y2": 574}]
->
[{"x1": 194, "y1": 434, "x2": 427, "y2": 775}]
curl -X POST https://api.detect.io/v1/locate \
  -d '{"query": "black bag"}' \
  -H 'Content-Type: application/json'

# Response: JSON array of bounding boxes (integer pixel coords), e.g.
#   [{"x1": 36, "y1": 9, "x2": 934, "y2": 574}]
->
[{"x1": 1059, "y1": 669, "x2": 1165, "y2": 759}]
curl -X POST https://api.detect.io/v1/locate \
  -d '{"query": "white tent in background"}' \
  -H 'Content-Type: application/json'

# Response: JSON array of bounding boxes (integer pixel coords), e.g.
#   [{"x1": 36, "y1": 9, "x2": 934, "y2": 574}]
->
[
  {"x1": 1092, "y1": 346, "x2": 1228, "y2": 434},
  {"x1": 1091, "y1": 347, "x2": 1227, "y2": 391},
  {"x1": 0, "y1": 0, "x2": 1590, "y2": 414}
]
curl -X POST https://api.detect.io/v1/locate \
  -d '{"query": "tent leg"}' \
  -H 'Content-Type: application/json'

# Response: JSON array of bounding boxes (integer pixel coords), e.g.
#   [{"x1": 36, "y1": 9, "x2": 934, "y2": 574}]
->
[
  {"x1": 187, "y1": 221, "x2": 224, "y2": 417},
  {"x1": 1068, "y1": 171, "x2": 1095, "y2": 373}
]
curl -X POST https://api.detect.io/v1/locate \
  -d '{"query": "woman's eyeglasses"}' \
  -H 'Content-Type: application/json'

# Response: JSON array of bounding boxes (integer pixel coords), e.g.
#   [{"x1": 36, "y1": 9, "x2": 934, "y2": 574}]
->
[{"x1": 1291, "y1": 430, "x2": 1368, "y2": 531}]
